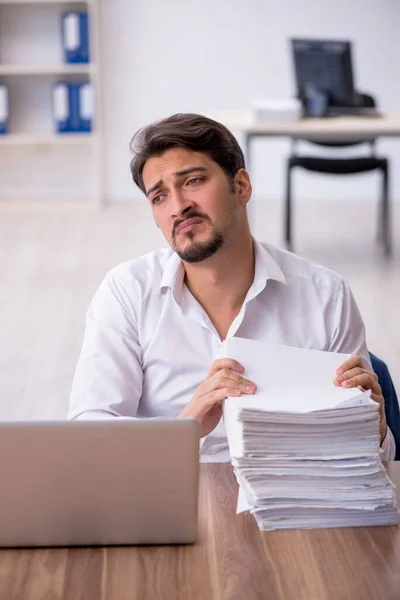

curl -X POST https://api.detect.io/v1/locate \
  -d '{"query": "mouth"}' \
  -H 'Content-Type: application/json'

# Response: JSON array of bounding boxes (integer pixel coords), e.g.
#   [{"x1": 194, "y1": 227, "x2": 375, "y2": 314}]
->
[{"x1": 175, "y1": 218, "x2": 204, "y2": 235}]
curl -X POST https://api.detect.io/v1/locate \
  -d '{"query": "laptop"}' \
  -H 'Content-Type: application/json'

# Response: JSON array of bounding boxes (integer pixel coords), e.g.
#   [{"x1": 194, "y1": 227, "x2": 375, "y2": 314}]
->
[{"x1": 0, "y1": 418, "x2": 200, "y2": 547}]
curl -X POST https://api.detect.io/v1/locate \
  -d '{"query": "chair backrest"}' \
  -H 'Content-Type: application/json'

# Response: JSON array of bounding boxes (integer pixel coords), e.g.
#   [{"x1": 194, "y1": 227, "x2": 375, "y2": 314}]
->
[{"x1": 369, "y1": 352, "x2": 400, "y2": 461}]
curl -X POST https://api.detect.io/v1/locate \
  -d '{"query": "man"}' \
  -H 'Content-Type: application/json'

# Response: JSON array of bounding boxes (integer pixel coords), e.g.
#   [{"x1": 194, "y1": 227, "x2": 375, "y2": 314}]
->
[{"x1": 69, "y1": 113, "x2": 395, "y2": 460}]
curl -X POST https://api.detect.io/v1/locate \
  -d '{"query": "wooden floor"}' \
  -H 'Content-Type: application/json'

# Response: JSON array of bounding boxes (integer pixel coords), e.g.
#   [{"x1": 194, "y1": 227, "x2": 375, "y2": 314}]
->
[{"x1": 1, "y1": 198, "x2": 399, "y2": 421}]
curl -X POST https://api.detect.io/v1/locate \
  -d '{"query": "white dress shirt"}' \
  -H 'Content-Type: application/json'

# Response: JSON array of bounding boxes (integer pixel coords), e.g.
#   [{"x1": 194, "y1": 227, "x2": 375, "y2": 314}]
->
[{"x1": 69, "y1": 239, "x2": 395, "y2": 461}]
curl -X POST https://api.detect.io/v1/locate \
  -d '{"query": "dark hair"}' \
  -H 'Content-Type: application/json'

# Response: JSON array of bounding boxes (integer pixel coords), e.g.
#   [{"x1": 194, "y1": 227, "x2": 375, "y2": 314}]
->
[{"x1": 130, "y1": 113, "x2": 245, "y2": 193}]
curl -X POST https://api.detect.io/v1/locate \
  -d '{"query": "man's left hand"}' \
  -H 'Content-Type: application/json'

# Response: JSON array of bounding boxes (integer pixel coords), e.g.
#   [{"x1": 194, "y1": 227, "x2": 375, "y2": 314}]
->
[{"x1": 333, "y1": 354, "x2": 387, "y2": 443}]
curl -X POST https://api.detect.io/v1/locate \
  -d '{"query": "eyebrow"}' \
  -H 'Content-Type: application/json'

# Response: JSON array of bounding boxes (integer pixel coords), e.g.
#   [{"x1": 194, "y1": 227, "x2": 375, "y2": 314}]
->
[{"x1": 145, "y1": 166, "x2": 208, "y2": 197}]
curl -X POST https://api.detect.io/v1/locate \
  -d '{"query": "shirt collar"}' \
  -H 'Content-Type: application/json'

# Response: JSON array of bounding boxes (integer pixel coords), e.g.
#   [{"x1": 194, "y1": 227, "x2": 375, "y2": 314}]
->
[
  {"x1": 252, "y1": 238, "x2": 287, "y2": 286},
  {"x1": 160, "y1": 238, "x2": 287, "y2": 299},
  {"x1": 160, "y1": 250, "x2": 185, "y2": 301}
]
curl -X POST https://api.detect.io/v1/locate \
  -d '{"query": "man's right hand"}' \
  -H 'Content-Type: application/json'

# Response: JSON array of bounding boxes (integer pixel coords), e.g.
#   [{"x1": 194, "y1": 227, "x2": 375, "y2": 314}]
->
[{"x1": 179, "y1": 358, "x2": 257, "y2": 438}]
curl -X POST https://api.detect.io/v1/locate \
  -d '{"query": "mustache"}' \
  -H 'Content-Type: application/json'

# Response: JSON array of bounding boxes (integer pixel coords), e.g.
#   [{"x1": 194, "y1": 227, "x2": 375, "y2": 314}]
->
[{"x1": 172, "y1": 211, "x2": 211, "y2": 236}]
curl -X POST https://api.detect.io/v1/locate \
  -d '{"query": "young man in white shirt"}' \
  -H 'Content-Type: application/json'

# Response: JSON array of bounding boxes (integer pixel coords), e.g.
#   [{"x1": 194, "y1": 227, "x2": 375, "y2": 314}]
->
[{"x1": 69, "y1": 113, "x2": 395, "y2": 460}]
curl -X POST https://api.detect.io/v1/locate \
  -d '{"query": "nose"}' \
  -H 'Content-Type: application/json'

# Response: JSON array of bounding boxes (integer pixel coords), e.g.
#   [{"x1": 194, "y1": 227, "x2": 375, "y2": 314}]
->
[{"x1": 169, "y1": 188, "x2": 194, "y2": 220}]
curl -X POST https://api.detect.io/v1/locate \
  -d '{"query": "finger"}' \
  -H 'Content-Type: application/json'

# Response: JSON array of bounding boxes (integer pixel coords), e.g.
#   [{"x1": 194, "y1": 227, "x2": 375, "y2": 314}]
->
[
  {"x1": 334, "y1": 367, "x2": 378, "y2": 385},
  {"x1": 335, "y1": 354, "x2": 364, "y2": 377},
  {"x1": 201, "y1": 374, "x2": 256, "y2": 397},
  {"x1": 357, "y1": 386, "x2": 383, "y2": 413},
  {"x1": 341, "y1": 373, "x2": 381, "y2": 395},
  {"x1": 203, "y1": 387, "x2": 244, "y2": 410},
  {"x1": 368, "y1": 393, "x2": 385, "y2": 427},
  {"x1": 333, "y1": 366, "x2": 364, "y2": 385},
  {"x1": 208, "y1": 368, "x2": 256, "y2": 389},
  {"x1": 370, "y1": 393, "x2": 383, "y2": 406},
  {"x1": 215, "y1": 375, "x2": 256, "y2": 393},
  {"x1": 208, "y1": 358, "x2": 245, "y2": 378},
  {"x1": 213, "y1": 369, "x2": 256, "y2": 387}
]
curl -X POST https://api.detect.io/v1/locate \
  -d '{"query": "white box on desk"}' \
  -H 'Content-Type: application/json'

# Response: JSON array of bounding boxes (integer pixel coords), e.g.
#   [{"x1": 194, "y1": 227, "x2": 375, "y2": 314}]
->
[{"x1": 250, "y1": 98, "x2": 302, "y2": 122}]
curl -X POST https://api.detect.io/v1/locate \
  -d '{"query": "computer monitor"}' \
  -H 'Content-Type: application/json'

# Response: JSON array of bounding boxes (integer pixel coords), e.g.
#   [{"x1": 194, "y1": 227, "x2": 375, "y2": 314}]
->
[{"x1": 291, "y1": 38, "x2": 358, "y2": 114}]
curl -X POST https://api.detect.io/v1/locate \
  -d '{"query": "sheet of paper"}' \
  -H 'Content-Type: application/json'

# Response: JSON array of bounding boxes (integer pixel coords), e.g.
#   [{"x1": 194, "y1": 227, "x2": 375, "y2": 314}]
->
[
  {"x1": 218, "y1": 339, "x2": 391, "y2": 523},
  {"x1": 237, "y1": 484, "x2": 252, "y2": 514},
  {"x1": 219, "y1": 337, "x2": 372, "y2": 413}
]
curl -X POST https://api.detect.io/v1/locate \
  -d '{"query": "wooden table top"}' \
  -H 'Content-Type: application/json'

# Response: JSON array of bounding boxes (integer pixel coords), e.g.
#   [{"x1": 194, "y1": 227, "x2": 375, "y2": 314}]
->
[
  {"x1": 0, "y1": 462, "x2": 399, "y2": 600},
  {"x1": 208, "y1": 109, "x2": 400, "y2": 141}
]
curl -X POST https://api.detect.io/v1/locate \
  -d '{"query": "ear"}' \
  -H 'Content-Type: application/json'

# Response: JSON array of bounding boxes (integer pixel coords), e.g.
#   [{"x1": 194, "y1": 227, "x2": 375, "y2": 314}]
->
[{"x1": 234, "y1": 169, "x2": 252, "y2": 206}]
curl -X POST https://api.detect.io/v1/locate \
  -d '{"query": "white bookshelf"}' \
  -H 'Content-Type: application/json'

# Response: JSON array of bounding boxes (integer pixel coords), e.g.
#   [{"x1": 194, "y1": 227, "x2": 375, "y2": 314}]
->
[
  {"x1": 0, "y1": 0, "x2": 104, "y2": 207},
  {"x1": 0, "y1": 0, "x2": 88, "y2": 4},
  {"x1": 0, "y1": 64, "x2": 96, "y2": 75},
  {"x1": 0, "y1": 1, "x2": 87, "y2": 4},
  {"x1": 0, "y1": 132, "x2": 97, "y2": 144}
]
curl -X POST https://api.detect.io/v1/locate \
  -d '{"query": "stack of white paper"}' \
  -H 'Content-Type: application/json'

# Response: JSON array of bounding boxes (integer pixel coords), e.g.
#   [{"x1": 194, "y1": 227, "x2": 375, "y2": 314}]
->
[
  {"x1": 221, "y1": 338, "x2": 399, "y2": 531},
  {"x1": 250, "y1": 98, "x2": 302, "y2": 122}
]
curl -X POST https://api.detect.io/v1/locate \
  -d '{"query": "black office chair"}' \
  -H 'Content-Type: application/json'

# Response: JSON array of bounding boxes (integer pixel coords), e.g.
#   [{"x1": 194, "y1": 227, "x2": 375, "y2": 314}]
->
[
  {"x1": 285, "y1": 94, "x2": 391, "y2": 257},
  {"x1": 370, "y1": 352, "x2": 400, "y2": 461}
]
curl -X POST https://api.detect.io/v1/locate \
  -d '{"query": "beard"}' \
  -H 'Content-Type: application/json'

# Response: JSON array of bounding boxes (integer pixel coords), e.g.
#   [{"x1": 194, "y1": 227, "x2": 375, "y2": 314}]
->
[{"x1": 172, "y1": 223, "x2": 224, "y2": 264}]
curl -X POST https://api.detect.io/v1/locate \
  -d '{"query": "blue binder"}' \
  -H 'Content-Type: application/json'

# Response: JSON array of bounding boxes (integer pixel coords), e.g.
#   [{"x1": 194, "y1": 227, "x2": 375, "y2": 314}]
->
[
  {"x1": 62, "y1": 12, "x2": 90, "y2": 64},
  {"x1": 0, "y1": 84, "x2": 9, "y2": 135},
  {"x1": 53, "y1": 82, "x2": 73, "y2": 133},
  {"x1": 69, "y1": 82, "x2": 93, "y2": 132},
  {"x1": 53, "y1": 82, "x2": 93, "y2": 133},
  {"x1": 69, "y1": 83, "x2": 81, "y2": 131}
]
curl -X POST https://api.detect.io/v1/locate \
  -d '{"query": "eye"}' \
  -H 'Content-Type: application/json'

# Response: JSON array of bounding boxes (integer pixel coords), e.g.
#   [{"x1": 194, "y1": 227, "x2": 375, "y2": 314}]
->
[
  {"x1": 151, "y1": 193, "x2": 166, "y2": 205},
  {"x1": 186, "y1": 177, "x2": 205, "y2": 186}
]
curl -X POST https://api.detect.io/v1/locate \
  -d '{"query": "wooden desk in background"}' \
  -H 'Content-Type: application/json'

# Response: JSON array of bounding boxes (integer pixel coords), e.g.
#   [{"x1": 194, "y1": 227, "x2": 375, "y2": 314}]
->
[
  {"x1": 208, "y1": 110, "x2": 400, "y2": 172},
  {"x1": 0, "y1": 463, "x2": 399, "y2": 600}
]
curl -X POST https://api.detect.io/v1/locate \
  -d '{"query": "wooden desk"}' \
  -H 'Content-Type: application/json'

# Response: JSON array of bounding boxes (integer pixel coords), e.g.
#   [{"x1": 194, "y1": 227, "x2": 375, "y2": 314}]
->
[
  {"x1": 209, "y1": 109, "x2": 400, "y2": 140},
  {"x1": 209, "y1": 109, "x2": 400, "y2": 172},
  {"x1": 0, "y1": 463, "x2": 399, "y2": 600}
]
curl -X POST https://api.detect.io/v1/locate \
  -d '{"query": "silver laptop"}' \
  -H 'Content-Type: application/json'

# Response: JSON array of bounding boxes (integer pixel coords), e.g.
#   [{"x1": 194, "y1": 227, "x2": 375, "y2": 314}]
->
[{"x1": 0, "y1": 418, "x2": 199, "y2": 547}]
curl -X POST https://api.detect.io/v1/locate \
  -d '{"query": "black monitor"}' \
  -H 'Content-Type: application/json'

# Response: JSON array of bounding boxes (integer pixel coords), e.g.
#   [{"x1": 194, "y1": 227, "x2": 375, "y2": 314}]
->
[{"x1": 291, "y1": 38, "x2": 359, "y2": 115}]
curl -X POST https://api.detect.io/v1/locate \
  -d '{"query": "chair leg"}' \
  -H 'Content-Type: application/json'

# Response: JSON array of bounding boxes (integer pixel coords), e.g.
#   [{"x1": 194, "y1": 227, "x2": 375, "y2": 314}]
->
[
  {"x1": 377, "y1": 186, "x2": 383, "y2": 245},
  {"x1": 285, "y1": 162, "x2": 293, "y2": 251},
  {"x1": 380, "y1": 162, "x2": 392, "y2": 257}
]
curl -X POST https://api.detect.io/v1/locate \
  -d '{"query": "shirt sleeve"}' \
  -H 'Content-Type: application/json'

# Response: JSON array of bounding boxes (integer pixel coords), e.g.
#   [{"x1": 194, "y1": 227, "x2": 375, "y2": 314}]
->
[
  {"x1": 326, "y1": 280, "x2": 396, "y2": 458},
  {"x1": 68, "y1": 271, "x2": 143, "y2": 420},
  {"x1": 381, "y1": 426, "x2": 396, "y2": 461},
  {"x1": 327, "y1": 279, "x2": 372, "y2": 371}
]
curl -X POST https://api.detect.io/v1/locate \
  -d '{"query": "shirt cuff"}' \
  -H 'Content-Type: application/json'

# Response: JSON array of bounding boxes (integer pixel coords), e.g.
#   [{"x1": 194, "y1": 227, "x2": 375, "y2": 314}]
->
[{"x1": 381, "y1": 426, "x2": 396, "y2": 461}]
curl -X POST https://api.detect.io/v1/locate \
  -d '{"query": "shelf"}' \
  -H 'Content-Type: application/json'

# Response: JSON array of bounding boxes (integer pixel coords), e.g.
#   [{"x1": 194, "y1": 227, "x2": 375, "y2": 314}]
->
[
  {"x1": 0, "y1": 0, "x2": 103, "y2": 207},
  {"x1": 0, "y1": 133, "x2": 96, "y2": 145},
  {"x1": 0, "y1": 197, "x2": 99, "y2": 210},
  {"x1": 0, "y1": 1, "x2": 91, "y2": 4},
  {"x1": 0, "y1": 64, "x2": 95, "y2": 76}
]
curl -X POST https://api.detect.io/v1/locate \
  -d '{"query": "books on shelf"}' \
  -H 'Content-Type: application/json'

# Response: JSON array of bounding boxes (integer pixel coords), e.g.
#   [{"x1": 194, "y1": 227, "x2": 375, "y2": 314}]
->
[
  {"x1": 0, "y1": 84, "x2": 9, "y2": 135},
  {"x1": 53, "y1": 81, "x2": 94, "y2": 134},
  {"x1": 0, "y1": 1, "x2": 101, "y2": 203},
  {"x1": 0, "y1": 10, "x2": 92, "y2": 136},
  {"x1": 221, "y1": 337, "x2": 399, "y2": 532},
  {"x1": 62, "y1": 12, "x2": 90, "y2": 64}
]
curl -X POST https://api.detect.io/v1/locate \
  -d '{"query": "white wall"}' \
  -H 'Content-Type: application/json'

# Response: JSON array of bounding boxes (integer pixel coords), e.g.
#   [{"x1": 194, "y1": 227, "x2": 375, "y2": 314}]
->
[{"x1": 100, "y1": 0, "x2": 400, "y2": 204}]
